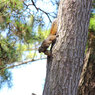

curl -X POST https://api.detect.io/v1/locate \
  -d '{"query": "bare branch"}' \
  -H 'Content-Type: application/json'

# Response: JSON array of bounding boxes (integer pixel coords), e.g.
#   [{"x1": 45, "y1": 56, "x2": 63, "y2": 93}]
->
[
  {"x1": 23, "y1": 2, "x2": 33, "y2": 9},
  {"x1": 0, "y1": 58, "x2": 46, "y2": 70},
  {"x1": 23, "y1": 0, "x2": 57, "y2": 22},
  {"x1": 31, "y1": 0, "x2": 52, "y2": 22}
]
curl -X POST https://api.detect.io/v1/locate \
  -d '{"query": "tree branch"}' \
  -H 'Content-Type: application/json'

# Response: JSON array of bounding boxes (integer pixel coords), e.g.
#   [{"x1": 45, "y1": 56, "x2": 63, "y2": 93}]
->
[
  {"x1": 0, "y1": 58, "x2": 46, "y2": 70},
  {"x1": 31, "y1": 0, "x2": 52, "y2": 22}
]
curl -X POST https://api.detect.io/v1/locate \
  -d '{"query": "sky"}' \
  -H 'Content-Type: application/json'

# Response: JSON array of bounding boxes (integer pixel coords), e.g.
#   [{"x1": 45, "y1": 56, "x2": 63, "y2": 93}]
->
[{"x1": 0, "y1": 59, "x2": 46, "y2": 95}]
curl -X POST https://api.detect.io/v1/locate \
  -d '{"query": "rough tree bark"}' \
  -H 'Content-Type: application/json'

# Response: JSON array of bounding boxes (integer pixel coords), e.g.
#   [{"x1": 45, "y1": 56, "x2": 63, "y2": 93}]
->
[
  {"x1": 43, "y1": 0, "x2": 93, "y2": 95},
  {"x1": 78, "y1": 31, "x2": 95, "y2": 95}
]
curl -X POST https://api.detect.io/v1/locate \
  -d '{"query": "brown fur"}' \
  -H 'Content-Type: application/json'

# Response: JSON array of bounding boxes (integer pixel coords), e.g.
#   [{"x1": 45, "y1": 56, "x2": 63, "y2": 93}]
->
[{"x1": 38, "y1": 18, "x2": 58, "y2": 56}]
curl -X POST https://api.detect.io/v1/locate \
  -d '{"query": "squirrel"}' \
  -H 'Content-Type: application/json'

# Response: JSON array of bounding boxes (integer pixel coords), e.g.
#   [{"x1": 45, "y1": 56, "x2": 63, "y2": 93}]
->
[{"x1": 38, "y1": 18, "x2": 58, "y2": 56}]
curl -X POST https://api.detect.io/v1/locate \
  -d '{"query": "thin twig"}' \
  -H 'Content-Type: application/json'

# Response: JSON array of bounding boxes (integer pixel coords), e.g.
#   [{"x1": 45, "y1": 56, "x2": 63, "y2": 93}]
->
[{"x1": 31, "y1": 0, "x2": 52, "y2": 22}]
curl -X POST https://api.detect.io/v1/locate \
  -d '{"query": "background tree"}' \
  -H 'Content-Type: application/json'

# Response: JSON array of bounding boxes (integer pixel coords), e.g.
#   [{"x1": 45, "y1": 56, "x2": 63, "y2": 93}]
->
[
  {"x1": 78, "y1": 13, "x2": 95, "y2": 95},
  {"x1": 43, "y1": 0, "x2": 93, "y2": 95}
]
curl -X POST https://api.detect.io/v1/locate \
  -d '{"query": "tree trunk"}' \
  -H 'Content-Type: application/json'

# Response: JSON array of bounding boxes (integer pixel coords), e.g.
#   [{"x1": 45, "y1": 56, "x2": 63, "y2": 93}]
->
[
  {"x1": 43, "y1": 0, "x2": 92, "y2": 95},
  {"x1": 78, "y1": 31, "x2": 95, "y2": 95}
]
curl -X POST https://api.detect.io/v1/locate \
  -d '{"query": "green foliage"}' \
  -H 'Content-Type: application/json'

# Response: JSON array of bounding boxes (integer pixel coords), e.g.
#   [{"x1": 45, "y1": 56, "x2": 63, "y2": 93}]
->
[
  {"x1": 37, "y1": 26, "x2": 50, "y2": 42},
  {"x1": 89, "y1": 14, "x2": 95, "y2": 32},
  {"x1": 0, "y1": 69, "x2": 12, "y2": 89},
  {"x1": 28, "y1": 15, "x2": 34, "y2": 27},
  {"x1": 87, "y1": 14, "x2": 95, "y2": 62},
  {"x1": 16, "y1": 44, "x2": 27, "y2": 58},
  {"x1": 0, "y1": 35, "x2": 21, "y2": 89},
  {"x1": 0, "y1": 0, "x2": 53, "y2": 90},
  {"x1": 0, "y1": 0, "x2": 23, "y2": 11},
  {"x1": 26, "y1": 51, "x2": 37, "y2": 59},
  {"x1": 12, "y1": 19, "x2": 36, "y2": 43},
  {"x1": 0, "y1": 0, "x2": 23, "y2": 30},
  {"x1": 0, "y1": 35, "x2": 21, "y2": 65},
  {"x1": 86, "y1": 14, "x2": 95, "y2": 53},
  {"x1": 0, "y1": 0, "x2": 50, "y2": 64},
  {"x1": 92, "y1": 0, "x2": 95, "y2": 8}
]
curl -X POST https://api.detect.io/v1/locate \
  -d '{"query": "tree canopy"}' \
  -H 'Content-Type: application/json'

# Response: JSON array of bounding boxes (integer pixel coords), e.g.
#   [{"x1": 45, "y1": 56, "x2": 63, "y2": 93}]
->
[{"x1": 0, "y1": 0, "x2": 58, "y2": 88}]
